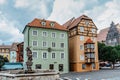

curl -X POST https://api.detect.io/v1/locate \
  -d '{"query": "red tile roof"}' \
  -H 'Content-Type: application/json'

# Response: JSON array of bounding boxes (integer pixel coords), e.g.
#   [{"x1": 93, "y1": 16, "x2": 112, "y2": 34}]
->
[
  {"x1": 97, "y1": 27, "x2": 109, "y2": 42},
  {"x1": 27, "y1": 18, "x2": 68, "y2": 31},
  {"x1": 63, "y1": 17, "x2": 75, "y2": 29},
  {"x1": 86, "y1": 38, "x2": 93, "y2": 43},
  {"x1": 63, "y1": 15, "x2": 92, "y2": 29}
]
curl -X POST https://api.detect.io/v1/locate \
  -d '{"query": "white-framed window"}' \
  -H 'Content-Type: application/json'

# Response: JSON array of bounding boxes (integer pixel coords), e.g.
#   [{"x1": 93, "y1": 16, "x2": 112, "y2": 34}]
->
[
  {"x1": 51, "y1": 53, "x2": 55, "y2": 59},
  {"x1": 43, "y1": 41, "x2": 47, "y2": 47},
  {"x1": 51, "y1": 32, "x2": 56, "y2": 38},
  {"x1": 42, "y1": 52, "x2": 47, "y2": 59},
  {"x1": 32, "y1": 30, "x2": 38, "y2": 36},
  {"x1": 80, "y1": 27, "x2": 84, "y2": 32},
  {"x1": 32, "y1": 41, "x2": 38, "y2": 46},
  {"x1": 60, "y1": 52, "x2": 65, "y2": 59},
  {"x1": 32, "y1": 51, "x2": 38, "y2": 58},
  {"x1": 60, "y1": 43, "x2": 64, "y2": 48},
  {"x1": 50, "y1": 22, "x2": 55, "y2": 27},
  {"x1": 80, "y1": 45, "x2": 84, "y2": 50},
  {"x1": 52, "y1": 42, "x2": 56, "y2": 47},
  {"x1": 91, "y1": 28, "x2": 96, "y2": 33},
  {"x1": 41, "y1": 21, "x2": 46, "y2": 26},
  {"x1": 60, "y1": 33, "x2": 65, "y2": 38},
  {"x1": 42, "y1": 31, "x2": 47, "y2": 37},
  {"x1": 80, "y1": 36, "x2": 84, "y2": 41}
]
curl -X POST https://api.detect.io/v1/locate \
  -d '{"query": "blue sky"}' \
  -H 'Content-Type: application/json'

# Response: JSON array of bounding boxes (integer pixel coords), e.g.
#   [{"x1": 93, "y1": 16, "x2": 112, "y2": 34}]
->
[{"x1": 0, "y1": 0, "x2": 120, "y2": 45}]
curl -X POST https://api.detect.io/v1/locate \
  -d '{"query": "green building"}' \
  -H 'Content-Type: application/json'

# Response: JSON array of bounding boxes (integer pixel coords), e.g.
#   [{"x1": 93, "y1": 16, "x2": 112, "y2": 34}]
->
[{"x1": 23, "y1": 18, "x2": 69, "y2": 73}]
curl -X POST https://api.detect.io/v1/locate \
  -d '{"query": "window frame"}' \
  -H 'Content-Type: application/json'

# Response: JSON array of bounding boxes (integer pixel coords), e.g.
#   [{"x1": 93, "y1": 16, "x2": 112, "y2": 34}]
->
[
  {"x1": 42, "y1": 31, "x2": 47, "y2": 37},
  {"x1": 32, "y1": 30, "x2": 38, "y2": 36},
  {"x1": 32, "y1": 40, "x2": 38, "y2": 47},
  {"x1": 51, "y1": 52, "x2": 56, "y2": 59},
  {"x1": 60, "y1": 33, "x2": 65, "y2": 38},
  {"x1": 32, "y1": 51, "x2": 38, "y2": 58},
  {"x1": 42, "y1": 41, "x2": 47, "y2": 47},
  {"x1": 60, "y1": 43, "x2": 64, "y2": 48},
  {"x1": 52, "y1": 42, "x2": 56, "y2": 48},
  {"x1": 51, "y1": 32, "x2": 56, "y2": 38},
  {"x1": 60, "y1": 52, "x2": 65, "y2": 59},
  {"x1": 42, "y1": 52, "x2": 48, "y2": 59},
  {"x1": 80, "y1": 36, "x2": 84, "y2": 41},
  {"x1": 80, "y1": 27, "x2": 84, "y2": 32}
]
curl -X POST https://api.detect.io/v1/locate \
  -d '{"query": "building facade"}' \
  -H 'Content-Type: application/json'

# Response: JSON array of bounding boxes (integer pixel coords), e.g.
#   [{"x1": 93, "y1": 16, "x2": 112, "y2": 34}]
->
[
  {"x1": 0, "y1": 45, "x2": 11, "y2": 61},
  {"x1": 106, "y1": 22, "x2": 120, "y2": 46},
  {"x1": 63, "y1": 15, "x2": 99, "y2": 72},
  {"x1": 17, "y1": 42, "x2": 24, "y2": 62},
  {"x1": 10, "y1": 43, "x2": 18, "y2": 62},
  {"x1": 23, "y1": 19, "x2": 69, "y2": 73},
  {"x1": 97, "y1": 27, "x2": 109, "y2": 43}
]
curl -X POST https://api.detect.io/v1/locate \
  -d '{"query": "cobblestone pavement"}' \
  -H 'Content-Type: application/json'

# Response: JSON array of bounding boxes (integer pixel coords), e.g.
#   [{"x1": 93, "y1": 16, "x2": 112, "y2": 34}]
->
[{"x1": 60, "y1": 69, "x2": 120, "y2": 80}]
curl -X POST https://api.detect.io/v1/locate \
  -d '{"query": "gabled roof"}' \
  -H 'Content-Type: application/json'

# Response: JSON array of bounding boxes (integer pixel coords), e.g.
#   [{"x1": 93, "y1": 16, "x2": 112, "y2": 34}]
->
[
  {"x1": 63, "y1": 17, "x2": 75, "y2": 29},
  {"x1": 23, "y1": 18, "x2": 68, "y2": 32},
  {"x1": 63, "y1": 15, "x2": 96, "y2": 30},
  {"x1": 10, "y1": 43, "x2": 19, "y2": 51}
]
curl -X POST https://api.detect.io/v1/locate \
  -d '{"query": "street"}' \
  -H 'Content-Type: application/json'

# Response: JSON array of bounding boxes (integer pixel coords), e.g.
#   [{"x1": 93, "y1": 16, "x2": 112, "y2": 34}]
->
[{"x1": 60, "y1": 69, "x2": 120, "y2": 80}]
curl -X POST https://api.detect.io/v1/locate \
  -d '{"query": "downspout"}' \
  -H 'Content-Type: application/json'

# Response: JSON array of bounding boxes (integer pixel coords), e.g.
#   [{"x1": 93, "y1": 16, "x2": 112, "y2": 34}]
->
[{"x1": 28, "y1": 26, "x2": 31, "y2": 47}]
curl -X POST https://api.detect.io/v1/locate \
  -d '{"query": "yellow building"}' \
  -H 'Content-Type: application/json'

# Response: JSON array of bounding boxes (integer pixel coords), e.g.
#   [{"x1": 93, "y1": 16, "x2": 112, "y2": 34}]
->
[
  {"x1": 63, "y1": 15, "x2": 99, "y2": 72},
  {"x1": 0, "y1": 45, "x2": 11, "y2": 61}
]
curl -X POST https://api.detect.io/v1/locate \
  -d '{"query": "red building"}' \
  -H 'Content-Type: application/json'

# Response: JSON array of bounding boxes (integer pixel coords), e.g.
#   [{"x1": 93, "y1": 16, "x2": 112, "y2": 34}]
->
[{"x1": 17, "y1": 42, "x2": 24, "y2": 62}]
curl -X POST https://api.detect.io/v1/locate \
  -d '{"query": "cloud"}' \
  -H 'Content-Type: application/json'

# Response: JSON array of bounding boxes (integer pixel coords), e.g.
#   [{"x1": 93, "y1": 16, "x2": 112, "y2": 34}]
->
[
  {"x1": 48, "y1": 0, "x2": 120, "y2": 32},
  {"x1": 48, "y1": 0, "x2": 98, "y2": 24},
  {"x1": 0, "y1": 0, "x2": 6, "y2": 5},
  {"x1": 0, "y1": 12, "x2": 23, "y2": 44},
  {"x1": 14, "y1": 0, "x2": 54, "y2": 18},
  {"x1": 84, "y1": 0, "x2": 120, "y2": 31}
]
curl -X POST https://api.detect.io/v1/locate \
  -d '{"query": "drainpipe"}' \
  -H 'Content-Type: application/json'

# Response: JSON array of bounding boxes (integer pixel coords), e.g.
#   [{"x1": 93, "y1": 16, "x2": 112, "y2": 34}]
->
[{"x1": 28, "y1": 27, "x2": 31, "y2": 47}]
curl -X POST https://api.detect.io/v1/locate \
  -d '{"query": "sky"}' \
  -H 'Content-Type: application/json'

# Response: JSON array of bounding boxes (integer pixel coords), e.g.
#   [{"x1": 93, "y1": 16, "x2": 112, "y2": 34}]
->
[{"x1": 0, "y1": 0, "x2": 120, "y2": 45}]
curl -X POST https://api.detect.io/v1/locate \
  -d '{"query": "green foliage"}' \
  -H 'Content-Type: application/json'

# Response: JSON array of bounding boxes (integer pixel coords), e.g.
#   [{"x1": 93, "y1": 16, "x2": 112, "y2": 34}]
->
[
  {"x1": 0, "y1": 55, "x2": 5, "y2": 68},
  {"x1": 98, "y1": 42, "x2": 120, "y2": 68},
  {"x1": 4, "y1": 57, "x2": 9, "y2": 62},
  {"x1": 0, "y1": 55, "x2": 9, "y2": 68}
]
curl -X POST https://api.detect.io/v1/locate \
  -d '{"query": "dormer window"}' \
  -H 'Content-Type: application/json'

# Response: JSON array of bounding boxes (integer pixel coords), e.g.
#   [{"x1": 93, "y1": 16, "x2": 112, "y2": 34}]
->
[
  {"x1": 50, "y1": 22, "x2": 55, "y2": 27},
  {"x1": 41, "y1": 21, "x2": 46, "y2": 26}
]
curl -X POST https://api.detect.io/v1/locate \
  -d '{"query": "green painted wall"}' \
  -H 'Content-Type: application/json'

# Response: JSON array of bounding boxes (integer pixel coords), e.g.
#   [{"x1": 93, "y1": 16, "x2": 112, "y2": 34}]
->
[{"x1": 23, "y1": 27, "x2": 69, "y2": 73}]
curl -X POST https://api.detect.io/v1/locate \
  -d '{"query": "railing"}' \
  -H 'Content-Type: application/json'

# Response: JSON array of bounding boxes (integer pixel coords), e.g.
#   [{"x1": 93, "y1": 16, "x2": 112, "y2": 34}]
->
[{"x1": 85, "y1": 58, "x2": 95, "y2": 63}]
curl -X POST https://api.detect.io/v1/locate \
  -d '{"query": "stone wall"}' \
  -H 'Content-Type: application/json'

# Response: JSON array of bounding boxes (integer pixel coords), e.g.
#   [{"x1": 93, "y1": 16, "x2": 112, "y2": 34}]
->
[{"x1": 0, "y1": 70, "x2": 59, "y2": 80}]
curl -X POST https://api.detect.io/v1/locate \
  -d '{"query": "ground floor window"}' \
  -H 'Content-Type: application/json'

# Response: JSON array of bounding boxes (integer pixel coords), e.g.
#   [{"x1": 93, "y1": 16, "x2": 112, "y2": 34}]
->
[
  {"x1": 35, "y1": 64, "x2": 41, "y2": 69},
  {"x1": 49, "y1": 64, "x2": 54, "y2": 70},
  {"x1": 59, "y1": 64, "x2": 64, "y2": 71},
  {"x1": 82, "y1": 64, "x2": 86, "y2": 69},
  {"x1": 92, "y1": 63, "x2": 96, "y2": 69}
]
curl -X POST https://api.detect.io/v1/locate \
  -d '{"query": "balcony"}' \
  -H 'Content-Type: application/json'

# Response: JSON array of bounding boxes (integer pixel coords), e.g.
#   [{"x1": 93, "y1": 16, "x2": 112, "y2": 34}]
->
[{"x1": 85, "y1": 58, "x2": 95, "y2": 63}]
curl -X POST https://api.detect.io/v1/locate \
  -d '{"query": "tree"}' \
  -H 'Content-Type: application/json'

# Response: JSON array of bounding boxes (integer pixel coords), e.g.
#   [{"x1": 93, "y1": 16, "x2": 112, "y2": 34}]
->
[
  {"x1": 0, "y1": 55, "x2": 5, "y2": 68},
  {"x1": 109, "y1": 48, "x2": 119, "y2": 69},
  {"x1": 98, "y1": 42, "x2": 105, "y2": 61},
  {"x1": 98, "y1": 43, "x2": 119, "y2": 69},
  {"x1": 4, "y1": 57, "x2": 9, "y2": 62},
  {"x1": 0, "y1": 56, "x2": 9, "y2": 70}
]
